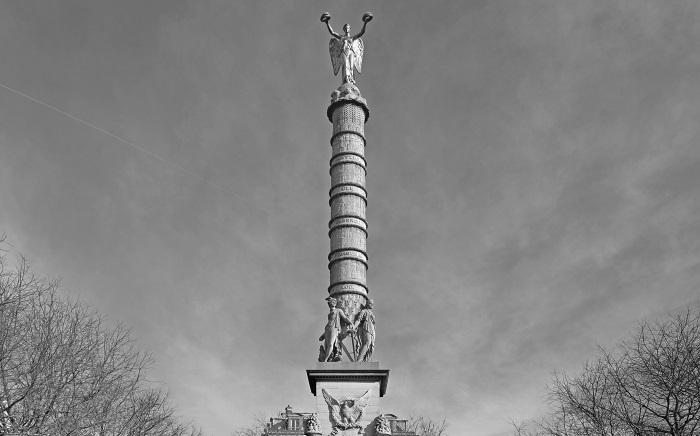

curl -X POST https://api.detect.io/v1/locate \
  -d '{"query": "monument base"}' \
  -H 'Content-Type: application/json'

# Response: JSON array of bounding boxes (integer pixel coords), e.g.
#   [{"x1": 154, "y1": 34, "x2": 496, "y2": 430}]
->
[
  {"x1": 307, "y1": 362, "x2": 389, "y2": 436},
  {"x1": 331, "y1": 429, "x2": 365, "y2": 436}
]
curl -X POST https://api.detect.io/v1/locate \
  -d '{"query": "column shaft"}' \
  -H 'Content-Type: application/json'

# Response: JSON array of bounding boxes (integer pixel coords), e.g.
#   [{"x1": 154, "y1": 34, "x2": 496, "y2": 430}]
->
[{"x1": 328, "y1": 100, "x2": 368, "y2": 319}]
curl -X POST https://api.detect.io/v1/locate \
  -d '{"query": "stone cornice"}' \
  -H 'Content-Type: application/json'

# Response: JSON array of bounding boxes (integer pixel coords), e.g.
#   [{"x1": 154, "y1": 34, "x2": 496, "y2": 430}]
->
[{"x1": 306, "y1": 362, "x2": 389, "y2": 397}]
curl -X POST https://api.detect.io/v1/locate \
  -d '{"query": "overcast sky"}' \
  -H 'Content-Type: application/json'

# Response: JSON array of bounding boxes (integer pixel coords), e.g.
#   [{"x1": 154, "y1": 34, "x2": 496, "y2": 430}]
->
[{"x1": 1, "y1": 1, "x2": 699, "y2": 435}]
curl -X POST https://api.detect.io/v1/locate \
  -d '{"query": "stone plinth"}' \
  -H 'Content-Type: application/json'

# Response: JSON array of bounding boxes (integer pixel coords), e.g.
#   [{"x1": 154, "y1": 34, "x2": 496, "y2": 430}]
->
[{"x1": 307, "y1": 362, "x2": 389, "y2": 436}]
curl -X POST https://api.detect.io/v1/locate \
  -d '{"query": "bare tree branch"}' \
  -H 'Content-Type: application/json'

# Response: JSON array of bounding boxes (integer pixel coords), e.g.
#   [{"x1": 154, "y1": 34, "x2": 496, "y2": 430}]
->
[
  {"x1": 512, "y1": 302, "x2": 700, "y2": 436},
  {"x1": 407, "y1": 415, "x2": 449, "y2": 436},
  {"x1": 0, "y1": 241, "x2": 203, "y2": 436}
]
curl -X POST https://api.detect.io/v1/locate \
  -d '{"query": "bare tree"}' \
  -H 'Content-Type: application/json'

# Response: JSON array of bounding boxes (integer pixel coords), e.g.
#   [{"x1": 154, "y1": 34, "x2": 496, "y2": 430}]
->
[
  {"x1": 512, "y1": 302, "x2": 700, "y2": 436},
  {"x1": 230, "y1": 411, "x2": 271, "y2": 436},
  {"x1": 536, "y1": 361, "x2": 627, "y2": 436},
  {"x1": 604, "y1": 305, "x2": 700, "y2": 436},
  {"x1": 0, "y1": 241, "x2": 202, "y2": 436},
  {"x1": 408, "y1": 415, "x2": 449, "y2": 436}
]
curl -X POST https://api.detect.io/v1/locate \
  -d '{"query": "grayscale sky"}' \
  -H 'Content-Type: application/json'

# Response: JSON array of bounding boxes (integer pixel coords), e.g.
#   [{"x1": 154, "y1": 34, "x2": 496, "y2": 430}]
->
[{"x1": 1, "y1": 1, "x2": 699, "y2": 435}]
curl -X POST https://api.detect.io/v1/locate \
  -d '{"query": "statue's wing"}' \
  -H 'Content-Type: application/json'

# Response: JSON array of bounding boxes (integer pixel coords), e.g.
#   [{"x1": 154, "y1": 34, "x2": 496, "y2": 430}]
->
[
  {"x1": 355, "y1": 389, "x2": 371, "y2": 409},
  {"x1": 322, "y1": 389, "x2": 342, "y2": 424},
  {"x1": 329, "y1": 39, "x2": 342, "y2": 76},
  {"x1": 353, "y1": 38, "x2": 364, "y2": 74},
  {"x1": 322, "y1": 389, "x2": 340, "y2": 408},
  {"x1": 346, "y1": 389, "x2": 371, "y2": 424}
]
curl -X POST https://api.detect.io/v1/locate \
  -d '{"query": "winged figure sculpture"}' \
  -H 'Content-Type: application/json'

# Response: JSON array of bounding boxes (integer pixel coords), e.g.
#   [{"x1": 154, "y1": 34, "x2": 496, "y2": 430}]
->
[
  {"x1": 329, "y1": 37, "x2": 363, "y2": 84},
  {"x1": 321, "y1": 388, "x2": 372, "y2": 430},
  {"x1": 321, "y1": 12, "x2": 373, "y2": 84}
]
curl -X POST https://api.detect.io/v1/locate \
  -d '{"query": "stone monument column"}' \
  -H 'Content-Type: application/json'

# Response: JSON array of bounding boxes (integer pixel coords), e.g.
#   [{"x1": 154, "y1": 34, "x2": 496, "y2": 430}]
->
[
  {"x1": 309, "y1": 13, "x2": 391, "y2": 436},
  {"x1": 327, "y1": 86, "x2": 370, "y2": 326}
]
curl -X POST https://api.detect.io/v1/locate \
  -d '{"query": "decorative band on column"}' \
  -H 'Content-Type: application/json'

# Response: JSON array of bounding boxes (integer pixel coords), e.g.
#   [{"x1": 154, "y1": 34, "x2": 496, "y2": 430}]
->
[
  {"x1": 328, "y1": 194, "x2": 367, "y2": 207},
  {"x1": 329, "y1": 183, "x2": 367, "y2": 199},
  {"x1": 330, "y1": 130, "x2": 366, "y2": 146},
  {"x1": 329, "y1": 216, "x2": 367, "y2": 232},
  {"x1": 327, "y1": 100, "x2": 369, "y2": 123},
  {"x1": 328, "y1": 245, "x2": 367, "y2": 257},
  {"x1": 328, "y1": 249, "x2": 368, "y2": 267},
  {"x1": 328, "y1": 224, "x2": 367, "y2": 242},
  {"x1": 329, "y1": 187, "x2": 367, "y2": 207},
  {"x1": 328, "y1": 214, "x2": 367, "y2": 227},
  {"x1": 328, "y1": 282, "x2": 368, "y2": 298},
  {"x1": 329, "y1": 244, "x2": 367, "y2": 268},
  {"x1": 330, "y1": 153, "x2": 366, "y2": 169},
  {"x1": 330, "y1": 154, "x2": 367, "y2": 172}
]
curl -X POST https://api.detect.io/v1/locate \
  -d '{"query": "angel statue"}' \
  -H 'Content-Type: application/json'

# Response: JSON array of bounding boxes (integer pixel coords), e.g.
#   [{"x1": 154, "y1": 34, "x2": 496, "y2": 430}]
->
[
  {"x1": 321, "y1": 12, "x2": 373, "y2": 84},
  {"x1": 322, "y1": 389, "x2": 372, "y2": 431}
]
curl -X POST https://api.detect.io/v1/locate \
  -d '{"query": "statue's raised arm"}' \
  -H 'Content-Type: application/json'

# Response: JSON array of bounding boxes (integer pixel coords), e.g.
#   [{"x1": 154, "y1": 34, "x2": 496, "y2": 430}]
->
[
  {"x1": 321, "y1": 12, "x2": 340, "y2": 39},
  {"x1": 351, "y1": 13, "x2": 372, "y2": 41},
  {"x1": 321, "y1": 12, "x2": 373, "y2": 85}
]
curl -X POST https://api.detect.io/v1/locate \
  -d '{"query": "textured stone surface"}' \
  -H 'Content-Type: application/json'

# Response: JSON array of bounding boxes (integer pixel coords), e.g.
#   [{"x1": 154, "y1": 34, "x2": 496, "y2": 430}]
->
[
  {"x1": 324, "y1": 92, "x2": 372, "y2": 363},
  {"x1": 306, "y1": 362, "x2": 389, "y2": 396},
  {"x1": 316, "y1": 362, "x2": 379, "y2": 370},
  {"x1": 316, "y1": 381, "x2": 380, "y2": 436},
  {"x1": 330, "y1": 196, "x2": 366, "y2": 224},
  {"x1": 334, "y1": 293, "x2": 366, "y2": 321},
  {"x1": 331, "y1": 164, "x2": 365, "y2": 189},
  {"x1": 328, "y1": 283, "x2": 367, "y2": 301},
  {"x1": 330, "y1": 259, "x2": 366, "y2": 284},
  {"x1": 332, "y1": 103, "x2": 366, "y2": 134},
  {"x1": 330, "y1": 227, "x2": 366, "y2": 254},
  {"x1": 332, "y1": 136, "x2": 365, "y2": 161}
]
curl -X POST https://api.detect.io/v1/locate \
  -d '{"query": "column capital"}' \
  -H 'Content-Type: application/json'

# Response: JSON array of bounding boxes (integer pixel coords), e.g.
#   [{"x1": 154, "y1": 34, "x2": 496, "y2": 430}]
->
[{"x1": 327, "y1": 83, "x2": 370, "y2": 122}]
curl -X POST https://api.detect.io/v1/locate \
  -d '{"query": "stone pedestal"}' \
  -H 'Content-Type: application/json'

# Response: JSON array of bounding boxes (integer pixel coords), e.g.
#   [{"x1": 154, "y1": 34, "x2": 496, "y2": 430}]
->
[{"x1": 307, "y1": 362, "x2": 389, "y2": 436}]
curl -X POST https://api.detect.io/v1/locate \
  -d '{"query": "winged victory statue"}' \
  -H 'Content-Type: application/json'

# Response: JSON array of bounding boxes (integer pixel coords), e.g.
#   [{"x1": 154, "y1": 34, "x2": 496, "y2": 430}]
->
[{"x1": 321, "y1": 12, "x2": 373, "y2": 84}]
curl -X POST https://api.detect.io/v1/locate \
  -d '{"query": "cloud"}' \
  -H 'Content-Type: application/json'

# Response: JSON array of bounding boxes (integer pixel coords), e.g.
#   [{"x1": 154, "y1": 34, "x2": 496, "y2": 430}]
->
[{"x1": 0, "y1": 1, "x2": 699, "y2": 435}]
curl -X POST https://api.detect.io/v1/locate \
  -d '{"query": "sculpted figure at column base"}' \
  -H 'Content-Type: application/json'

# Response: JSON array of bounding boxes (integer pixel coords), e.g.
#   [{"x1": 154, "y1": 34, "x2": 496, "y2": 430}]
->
[
  {"x1": 353, "y1": 299, "x2": 376, "y2": 362},
  {"x1": 318, "y1": 297, "x2": 354, "y2": 362}
]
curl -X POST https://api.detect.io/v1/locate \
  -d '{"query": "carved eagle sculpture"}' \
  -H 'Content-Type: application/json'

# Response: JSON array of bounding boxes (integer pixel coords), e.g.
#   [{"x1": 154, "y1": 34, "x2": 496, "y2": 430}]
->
[{"x1": 321, "y1": 388, "x2": 371, "y2": 429}]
